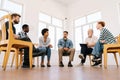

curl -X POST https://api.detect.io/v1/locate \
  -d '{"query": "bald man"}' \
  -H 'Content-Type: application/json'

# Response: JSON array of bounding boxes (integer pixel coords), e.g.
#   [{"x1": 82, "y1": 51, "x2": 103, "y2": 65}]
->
[{"x1": 79, "y1": 29, "x2": 98, "y2": 65}]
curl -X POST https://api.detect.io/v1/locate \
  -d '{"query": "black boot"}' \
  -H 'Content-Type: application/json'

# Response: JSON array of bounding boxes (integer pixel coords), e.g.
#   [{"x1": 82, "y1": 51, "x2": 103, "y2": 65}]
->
[
  {"x1": 59, "y1": 61, "x2": 64, "y2": 67},
  {"x1": 68, "y1": 61, "x2": 73, "y2": 67}
]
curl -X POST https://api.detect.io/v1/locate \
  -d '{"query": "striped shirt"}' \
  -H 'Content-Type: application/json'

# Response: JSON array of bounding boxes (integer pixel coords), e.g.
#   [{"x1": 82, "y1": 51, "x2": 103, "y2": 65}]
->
[{"x1": 99, "y1": 28, "x2": 116, "y2": 44}]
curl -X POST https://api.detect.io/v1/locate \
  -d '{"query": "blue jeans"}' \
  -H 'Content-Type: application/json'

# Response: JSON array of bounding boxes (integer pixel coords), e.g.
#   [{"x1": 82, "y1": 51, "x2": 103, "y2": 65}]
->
[
  {"x1": 92, "y1": 41, "x2": 104, "y2": 57},
  {"x1": 39, "y1": 47, "x2": 51, "y2": 61},
  {"x1": 38, "y1": 47, "x2": 46, "y2": 54}
]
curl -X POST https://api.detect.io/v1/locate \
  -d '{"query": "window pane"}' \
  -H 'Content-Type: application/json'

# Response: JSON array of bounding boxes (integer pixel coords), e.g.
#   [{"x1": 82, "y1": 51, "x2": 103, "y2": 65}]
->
[
  {"x1": 83, "y1": 25, "x2": 90, "y2": 42},
  {"x1": 75, "y1": 17, "x2": 86, "y2": 26},
  {"x1": 3, "y1": 0, "x2": 23, "y2": 34},
  {"x1": 0, "y1": 10, "x2": 9, "y2": 29},
  {"x1": 0, "y1": 10, "x2": 8, "y2": 18},
  {"x1": 39, "y1": 13, "x2": 51, "y2": 23},
  {"x1": 38, "y1": 22, "x2": 46, "y2": 38},
  {"x1": 48, "y1": 26, "x2": 55, "y2": 49},
  {"x1": 75, "y1": 27, "x2": 82, "y2": 50},
  {"x1": 4, "y1": 0, "x2": 22, "y2": 15},
  {"x1": 93, "y1": 23, "x2": 100, "y2": 37},
  {"x1": 56, "y1": 28, "x2": 63, "y2": 50},
  {"x1": 52, "y1": 17, "x2": 62, "y2": 27},
  {"x1": 87, "y1": 12, "x2": 102, "y2": 23}
]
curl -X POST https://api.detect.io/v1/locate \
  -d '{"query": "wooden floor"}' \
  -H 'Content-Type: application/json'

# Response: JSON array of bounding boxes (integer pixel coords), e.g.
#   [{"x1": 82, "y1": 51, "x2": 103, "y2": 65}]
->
[{"x1": 0, "y1": 65, "x2": 120, "y2": 80}]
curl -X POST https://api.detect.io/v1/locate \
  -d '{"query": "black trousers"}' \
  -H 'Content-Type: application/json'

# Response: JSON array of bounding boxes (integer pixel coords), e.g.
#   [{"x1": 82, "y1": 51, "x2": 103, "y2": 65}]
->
[
  {"x1": 20, "y1": 37, "x2": 35, "y2": 65},
  {"x1": 81, "y1": 47, "x2": 93, "y2": 63}
]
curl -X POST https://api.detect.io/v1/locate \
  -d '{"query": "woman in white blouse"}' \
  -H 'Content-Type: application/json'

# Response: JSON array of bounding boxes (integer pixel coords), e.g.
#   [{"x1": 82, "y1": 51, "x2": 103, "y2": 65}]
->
[{"x1": 39, "y1": 28, "x2": 53, "y2": 67}]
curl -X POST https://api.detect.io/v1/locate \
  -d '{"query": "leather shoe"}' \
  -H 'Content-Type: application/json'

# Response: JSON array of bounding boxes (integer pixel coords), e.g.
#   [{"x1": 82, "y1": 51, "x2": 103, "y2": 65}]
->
[
  {"x1": 22, "y1": 64, "x2": 35, "y2": 68},
  {"x1": 59, "y1": 61, "x2": 64, "y2": 67},
  {"x1": 68, "y1": 61, "x2": 73, "y2": 67}
]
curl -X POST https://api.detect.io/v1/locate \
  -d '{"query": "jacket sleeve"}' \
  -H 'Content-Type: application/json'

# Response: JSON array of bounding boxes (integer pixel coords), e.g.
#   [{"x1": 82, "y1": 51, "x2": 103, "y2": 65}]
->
[
  {"x1": 58, "y1": 39, "x2": 63, "y2": 48},
  {"x1": 69, "y1": 40, "x2": 73, "y2": 48}
]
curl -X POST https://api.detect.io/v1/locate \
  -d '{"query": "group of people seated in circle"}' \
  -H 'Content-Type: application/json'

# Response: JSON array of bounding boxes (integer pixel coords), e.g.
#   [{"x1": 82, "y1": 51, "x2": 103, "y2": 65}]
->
[{"x1": 5, "y1": 13, "x2": 116, "y2": 68}]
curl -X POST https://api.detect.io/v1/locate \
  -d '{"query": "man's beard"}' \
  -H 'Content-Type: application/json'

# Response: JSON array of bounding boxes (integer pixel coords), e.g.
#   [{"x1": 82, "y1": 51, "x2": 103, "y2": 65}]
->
[{"x1": 14, "y1": 20, "x2": 19, "y2": 24}]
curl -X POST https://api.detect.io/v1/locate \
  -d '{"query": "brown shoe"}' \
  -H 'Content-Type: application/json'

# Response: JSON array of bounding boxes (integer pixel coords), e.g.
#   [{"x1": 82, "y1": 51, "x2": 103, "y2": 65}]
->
[{"x1": 79, "y1": 54, "x2": 84, "y2": 59}]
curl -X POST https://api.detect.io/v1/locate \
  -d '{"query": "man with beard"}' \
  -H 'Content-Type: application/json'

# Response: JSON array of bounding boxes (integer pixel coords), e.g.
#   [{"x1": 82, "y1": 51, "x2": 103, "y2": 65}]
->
[{"x1": 5, "y1": 13, "x2": 45, "y2": 68}]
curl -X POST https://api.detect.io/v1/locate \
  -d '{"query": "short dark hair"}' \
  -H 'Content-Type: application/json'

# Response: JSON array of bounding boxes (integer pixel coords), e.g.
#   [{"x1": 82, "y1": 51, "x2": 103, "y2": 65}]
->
[
  {"x1": 11, "y1": 13, "x2": 21, "y2": 19},
  {"x1": 63, "y1": 31, "x2": 68, "y2": 34},
  {"x1": 41, "y1": 28, "x2": 49, "y2": 36},
  {"x1": 22, "y1": 24, "x2": 29, "y2": 30},
  {"x1": 98, "y1": 21, "x2": 105, "y2": 27}
]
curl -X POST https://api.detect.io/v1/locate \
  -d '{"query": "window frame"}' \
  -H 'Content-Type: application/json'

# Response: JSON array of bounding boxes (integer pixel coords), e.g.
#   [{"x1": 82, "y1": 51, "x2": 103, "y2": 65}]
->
[{"x1": 74, "y1": 11, "x2": 102, "y2": 51}]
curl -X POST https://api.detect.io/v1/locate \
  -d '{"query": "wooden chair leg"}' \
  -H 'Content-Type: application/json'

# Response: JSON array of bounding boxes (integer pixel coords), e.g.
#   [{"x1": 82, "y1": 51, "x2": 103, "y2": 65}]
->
[
  {"x1": 11, "y1": 53, "x2": 15, "y2": 67},
  {"x1": 2, "y1": 52, "x2": 7, "y2": 68},
  {"x1": 15, "y1": 49, "x2": 19, "y2": 69},
  {"x1": 19, "y1": 54, "x2": 23, "y2": 67},
  {"x1": 89, "y1": 55, "x2": 92, "y2": 65},
  {"x1": 37, "y1": 57, "x2": 39, "y2": 67},
  {"x1": 29, "y1": 45, "x2": 33, "y2": 69},
  {"x1": 104, "y1": 48, "x2": 107, "y2": 69},
  {"x1": 113, "y1": 53, "x2": 119, "y2": 67},
  {"x1": 3, "y1": 44, "x2": 12, "y2": 71}
]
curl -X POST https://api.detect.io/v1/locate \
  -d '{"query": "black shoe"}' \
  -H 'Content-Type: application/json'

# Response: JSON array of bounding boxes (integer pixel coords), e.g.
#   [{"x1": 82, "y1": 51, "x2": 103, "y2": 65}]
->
[
  {"x1": 92, "y1": 56, "x2": 101, "y2": 62},
  {"x1": 47, "y1": 64, "x2": 51, "y2": 67},
  {"x1": 59, "y1": 61, "x2": 64, "y2": 67},
  {"x1": 41, "y1": 65, "x2": 45, "y2": 67},
  {"x1": 92, "y1": 61, "x2": 101, "y2": 66},
  {"x1": 79, "y1": 54, "x2": 84, "y2": 59},
  {"x1": 22, "y1": 64, "x2": 35, "y2": 68},
  {"x1": 80, "y1": 63, "x2": 84, "y2": 66},
  {"x1": 68, "y1": 61, "x2": 73, "y2": 67}
]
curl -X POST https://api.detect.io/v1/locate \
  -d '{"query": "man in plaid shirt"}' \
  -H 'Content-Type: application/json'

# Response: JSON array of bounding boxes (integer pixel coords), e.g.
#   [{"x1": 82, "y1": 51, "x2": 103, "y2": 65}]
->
[{"x1": 92, "y1": 21, "x2": 116, "y2": 66}]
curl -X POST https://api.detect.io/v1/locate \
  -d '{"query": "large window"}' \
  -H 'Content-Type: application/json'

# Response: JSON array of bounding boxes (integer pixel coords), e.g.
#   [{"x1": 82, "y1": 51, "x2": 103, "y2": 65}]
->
[
  {"x1": 0, "y1": 0, "x2": 23, "y2": 34},
  {"x1": 39, "y1": 12, "x2": 63, "y2": 50},
  {"x1": 75, "y1": 11, "x2": 102, "y2": 50}
]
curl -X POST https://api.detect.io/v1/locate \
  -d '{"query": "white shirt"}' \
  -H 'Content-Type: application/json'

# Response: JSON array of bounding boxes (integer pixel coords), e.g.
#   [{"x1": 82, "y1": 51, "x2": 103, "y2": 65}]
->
[
  {"x1": 39, "y1": 36, "x2": 51, "y2": 47},
  {"x1": 85, "y1": 36, "x2": 98, "y2": 45}
]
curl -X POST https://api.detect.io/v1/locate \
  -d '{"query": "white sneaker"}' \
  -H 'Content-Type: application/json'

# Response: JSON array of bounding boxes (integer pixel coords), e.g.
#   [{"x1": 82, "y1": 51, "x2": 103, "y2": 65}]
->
[{"x1": 79, "y1": 54, "x2": 84, "y2": 59}]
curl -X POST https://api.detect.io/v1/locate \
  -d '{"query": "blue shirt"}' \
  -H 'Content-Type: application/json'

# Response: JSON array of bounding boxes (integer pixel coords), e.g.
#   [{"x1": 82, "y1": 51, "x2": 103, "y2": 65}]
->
[{"x1": 58, "y1": 38, "x2": 73, "y2": 48}]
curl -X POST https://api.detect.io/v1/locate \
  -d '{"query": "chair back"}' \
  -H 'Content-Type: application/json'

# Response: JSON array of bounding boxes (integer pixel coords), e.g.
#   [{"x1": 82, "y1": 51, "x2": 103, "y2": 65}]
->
[
  {"x1": 116, "y1": 34, "x2": 120, "y2": 44},
  {"x1": 0, "y1": 14, "x2": 14, "y2": 42},
  {"x1": 0, "y1": 30, "x2": 2, "y2": 41}
]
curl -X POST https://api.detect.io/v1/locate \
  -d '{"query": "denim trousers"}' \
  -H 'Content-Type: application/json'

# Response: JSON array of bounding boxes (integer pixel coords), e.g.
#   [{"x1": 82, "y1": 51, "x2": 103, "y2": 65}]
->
[
  {"x1": 39, "y1": 47, "x2": 51, "y2": 61},
  {"x1": 92, "y1": 41, "x2": 104, "y2": 58}
]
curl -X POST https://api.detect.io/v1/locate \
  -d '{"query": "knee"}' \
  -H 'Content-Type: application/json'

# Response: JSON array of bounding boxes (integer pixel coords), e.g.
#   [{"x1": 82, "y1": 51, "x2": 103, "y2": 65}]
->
[
  {"x1": 47, "y1": 48, "x2": 51, "y2": 51},
  {"x1": 71, "y1": 48, "x2": 75, "y2": 52},
  {"x1": 58, "y1": 48, "x2": 63, "y2": 51},
  {"x1": 39, "y1": 47, "x2": 46, "y2": 53},
  {"x1": 47, "y1": 48, "x2": 51, "y2": 54}
]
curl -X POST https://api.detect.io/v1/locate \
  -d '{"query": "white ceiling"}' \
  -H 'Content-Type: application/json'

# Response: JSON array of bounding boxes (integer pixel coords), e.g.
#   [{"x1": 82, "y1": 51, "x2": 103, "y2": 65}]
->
[{"x1": 53, "y1": 0, "x2": 79, "y2": 5}]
